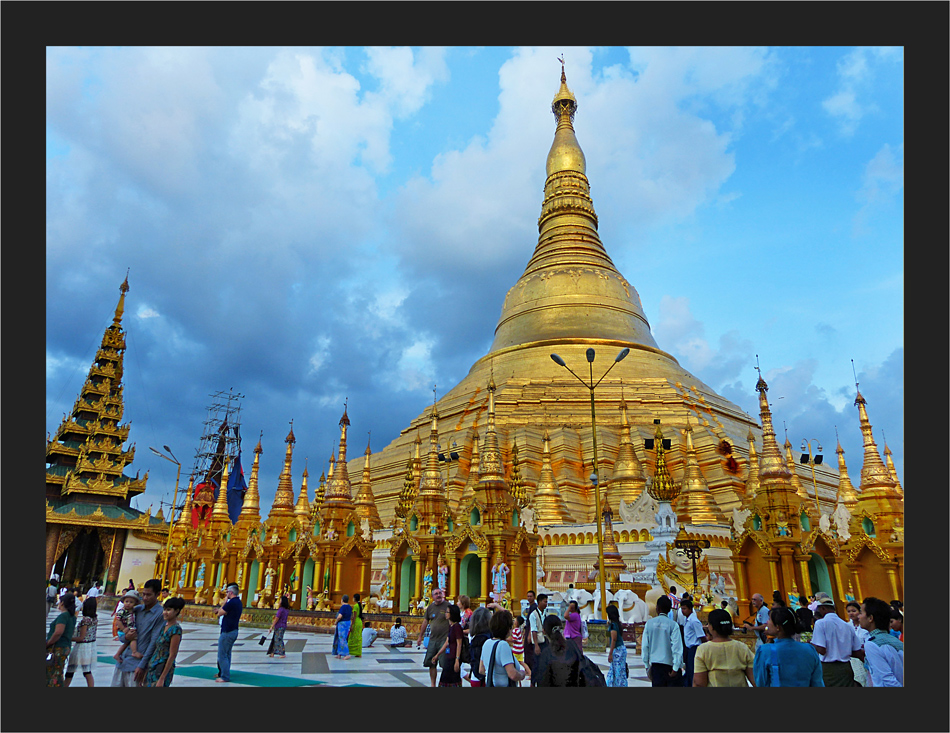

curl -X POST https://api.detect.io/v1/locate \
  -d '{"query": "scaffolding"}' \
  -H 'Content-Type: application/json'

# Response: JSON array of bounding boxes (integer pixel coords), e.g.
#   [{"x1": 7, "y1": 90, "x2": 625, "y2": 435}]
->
[{"x1": 190, "y1": 388, "x2": 245, "y2": 482}]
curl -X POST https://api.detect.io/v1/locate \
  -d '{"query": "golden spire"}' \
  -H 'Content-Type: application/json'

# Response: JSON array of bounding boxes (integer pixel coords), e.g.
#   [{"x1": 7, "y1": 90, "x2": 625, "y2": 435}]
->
[
  {"x1": 211, "y1": 456, "x2": 231, "y2": 522},
  {"x1": 478, "y1": 377, "x2": 504, "y2": 484},
  {"x1": 270, "y1": 423, "x2": 297, "y2": 514},
  {"x1": 533, "y1": 429, "x2": 575, "y2": 524},
  {"x1": 396, "y1": 453, "x2": 416, "y2": 519},
  {"x1": 313, "y1": 471, "x2": 326, "y2": 512},
  {"x1": 743, "y1": 428, "x2": 760, "y2": 504},
  {"x1": 458, "y1": 429, "x2": 481, "y2": 510},
  {"x1": 834, "y1": 430, "x2": 859, "y2": 507},
  {"x1": 784, "y1": 437, "x2": 812, "y2": 508},
  {"x1": 240, "y1": 438, "x2": 262, "y2": 521},
  {"x1": 611, "y1": 395, "x2": 647, "y2": 504},
  {"x1": 509, "y1": 441, "x2": 528, "y2": 508},
  {"x1": 112, "y1": 270, "x2": 130, "y2": 326},
  {"x1": 853, "y1": 386, "x2": 897, "y2": 493},
  {"x1": 646, "y1": 421, "x2": 679, "y2": 502},
  {"x1": 418, "y1": 403, "x2": 443, "y2": 497},
  {"x1": 294, "y1": 461, "x2": 311, "y2": 520},
  {"x1": 754, "y1": 367, "x2": 791, "y2": 483},
  {"x1": 411, "y1": 433, "x2": 422, "y2": 490},
  {"x1": 674, "y1": 417, "x2": 726, "y2": 525},
  {"x1": 325, "y1": 407, "x2": 354, "y2": 504},
  {"x1": 489, "y1": 65, "x2": 658, "y2": 354},
  {"x1": 354, "y1": 434, "x2": 383, "y2": 529},
  {"x1": 882, "y1": 436, "x2": 903, "y2": 495},
  {"x1": 177, "y1": 474, "x2": 195, "y2": 528}
]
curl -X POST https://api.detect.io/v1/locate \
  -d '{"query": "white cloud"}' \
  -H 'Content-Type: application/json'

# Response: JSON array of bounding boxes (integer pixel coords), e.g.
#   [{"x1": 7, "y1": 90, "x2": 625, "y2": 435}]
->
[
  {"x1": 822, "y1": 47, "x2": 902, "y2": 136},
  {"x1": 136, "y1": 304, "x2": 160, "y2": 319},
  {"x1": 853, "y1": 142, "x2": 904, "y2": 235}
]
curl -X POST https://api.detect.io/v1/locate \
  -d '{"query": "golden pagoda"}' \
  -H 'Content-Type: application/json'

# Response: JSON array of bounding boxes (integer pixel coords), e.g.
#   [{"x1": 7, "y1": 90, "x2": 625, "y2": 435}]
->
[{"x1": 46, "y1": 275, "x2": 163, "y2": 593}]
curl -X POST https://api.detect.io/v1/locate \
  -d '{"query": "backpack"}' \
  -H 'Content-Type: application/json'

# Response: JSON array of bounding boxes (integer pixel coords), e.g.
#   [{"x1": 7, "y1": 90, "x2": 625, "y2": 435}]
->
[
  {"x1": 487, "y1": 639, "x2": 518, "y2": 687},
  {"x1": 459, "y1": 632, "x2": 472, "y2": 664},
  {"x1": 578, "y1": 654, "x2": 607, "y2": 687},
  {"x1": 470, "y1": 632, "x2": 489, "y2": 682},
  {"x1": 580, "y1": 616, "x2": 589, "y2": 641}
]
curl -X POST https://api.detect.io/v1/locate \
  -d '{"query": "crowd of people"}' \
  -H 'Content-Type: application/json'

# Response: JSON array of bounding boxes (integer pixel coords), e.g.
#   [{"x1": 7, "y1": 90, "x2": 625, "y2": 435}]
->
[{"x1": 46, "y1": 575, "x2": 903, "y2": 689}]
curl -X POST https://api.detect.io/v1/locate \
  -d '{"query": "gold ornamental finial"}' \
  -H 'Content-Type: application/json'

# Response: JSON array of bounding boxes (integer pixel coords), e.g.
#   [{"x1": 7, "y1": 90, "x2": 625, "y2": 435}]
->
[
  {"x1": 835, "y1": 429, "x2": 859, "y2": 507},
  {"x1": 113, "y1": 270, "x2": 130, "y2": 325},
  {"x1": 646, "y1": 420, "x2": 679, "y2": 502}
]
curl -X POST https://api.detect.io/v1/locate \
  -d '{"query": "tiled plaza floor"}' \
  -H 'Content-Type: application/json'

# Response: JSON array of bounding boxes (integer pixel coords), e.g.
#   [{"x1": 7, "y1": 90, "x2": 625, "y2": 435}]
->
[{"x1": 48, "y1": 607, "x2": 652, "y2": 688}]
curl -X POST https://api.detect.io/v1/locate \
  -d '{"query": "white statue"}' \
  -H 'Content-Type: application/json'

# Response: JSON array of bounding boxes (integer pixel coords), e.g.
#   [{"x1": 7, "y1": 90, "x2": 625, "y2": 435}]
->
[
  {"x1": 566, "y1": 587, "x2": 595, "y2": 620},
  {"x1": 833, "y1": 503, "x2": 852, "y2": 541},
  {"x1": 521, "y1": 504, "x2": 536, "y2": 532},
  {"x1": 714, "y1": 571, "x2": 726, "y2": 598},
  {"x1": 613, "y1": 589, "x2": 649, "y2": 623},
  {"x1": 620, "y1": 493, "x2": 659, "y2": 525},
  {"x1": 592, "y1": 587, "x2": 615, "y2": 620},
  {"x1": 732, "y1": 507, "x2": 751, "y2": 535},
  {"x1": 819, "y1": 512, "x2": 832, "y2": 535}
]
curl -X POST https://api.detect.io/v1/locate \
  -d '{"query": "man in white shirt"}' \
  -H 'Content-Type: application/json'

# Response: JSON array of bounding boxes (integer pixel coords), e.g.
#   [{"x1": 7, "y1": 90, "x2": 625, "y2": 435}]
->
[
  {"x1": 86, "y1": 581, "x2": 102, "y2": 598},
  {"x1": 811, "y1": 593, "x2": 863, "y2": 686},
  {"x1": 528, "y1": 594, "x2": 549, "y2": 687},
  {"x1": 641, "y1": 595, "x2": 684, "y2": 687},
  {"x1": 742, "y1": 593, "x2": 770, "y2": 649},
  {"x1": 680, "y1": 599, "x2": 706, "y2": 687}
]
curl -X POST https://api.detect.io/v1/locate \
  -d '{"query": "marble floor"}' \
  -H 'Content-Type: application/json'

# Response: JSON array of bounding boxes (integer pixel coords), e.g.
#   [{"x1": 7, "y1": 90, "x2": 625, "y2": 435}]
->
[{"x1": 49, "y1": 608, "x2": 653, "y2": 688}]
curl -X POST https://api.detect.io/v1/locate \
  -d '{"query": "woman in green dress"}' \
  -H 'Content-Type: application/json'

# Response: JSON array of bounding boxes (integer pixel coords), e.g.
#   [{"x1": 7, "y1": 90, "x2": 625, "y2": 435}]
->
[
  {"x1": 46, "y1": 593, "x2": 77, "y2": 687},
  {"x1": 348, "y1": 593, "x2": 364, "y2": 657},
  {"x1": 145, "y1": 597, "x2": 185, "y2": 687}
]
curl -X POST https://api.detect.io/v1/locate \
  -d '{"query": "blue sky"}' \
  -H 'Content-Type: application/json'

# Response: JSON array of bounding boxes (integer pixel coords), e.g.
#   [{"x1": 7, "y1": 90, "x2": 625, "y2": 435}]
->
[{"x1": 46, "y1": 46, "x2": 903, "y2": 515}]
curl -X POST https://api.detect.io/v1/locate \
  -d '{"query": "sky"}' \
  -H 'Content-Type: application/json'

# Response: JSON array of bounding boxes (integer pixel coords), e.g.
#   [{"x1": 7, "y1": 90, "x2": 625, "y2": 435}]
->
[{"x1": 46, "y1": 46, "x2": 904, "y2": 517}]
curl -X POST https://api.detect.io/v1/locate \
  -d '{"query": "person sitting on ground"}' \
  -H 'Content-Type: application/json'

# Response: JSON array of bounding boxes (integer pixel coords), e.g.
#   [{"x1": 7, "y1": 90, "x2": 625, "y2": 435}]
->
[
  {"x1": 363, "y1": 621, "x2": 378, "y2": 648},
  {"x1": 113, "y1": 589, "x2": 145, "y2": 660},
  {"x1": 389, "y1": 618, "x2": 408, "y2": 648}
]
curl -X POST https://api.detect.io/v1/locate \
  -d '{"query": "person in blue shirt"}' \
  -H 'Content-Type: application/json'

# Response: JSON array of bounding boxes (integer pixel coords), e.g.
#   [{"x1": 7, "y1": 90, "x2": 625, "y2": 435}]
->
[
  {"x1": 214, "y1": 583, "x2": 243, "y2": 683},
  {"x1": 753, "y1": 606, "x2": 824, "y2": 687},
  {"x1": 681, "y1": 599, "x2": 706, "y2": 687}
]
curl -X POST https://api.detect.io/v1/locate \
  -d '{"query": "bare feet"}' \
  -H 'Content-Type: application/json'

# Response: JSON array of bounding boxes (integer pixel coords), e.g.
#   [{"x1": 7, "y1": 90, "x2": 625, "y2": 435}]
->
[
  {"x1": 276, "y1": 655, "x2": 286, "y2": 659},
  {"x1": 113, "y1": 652, "x2": 122, "y2": 661},
  {"x1": 342, "y1": 655, "x2": 351, "y2": 660},
  {"x1": 214, "y1": 677, "x2": 227, "y2": 683},
  {"x1": 131, "y1": 651, "x2": 144, "y2": 659}
]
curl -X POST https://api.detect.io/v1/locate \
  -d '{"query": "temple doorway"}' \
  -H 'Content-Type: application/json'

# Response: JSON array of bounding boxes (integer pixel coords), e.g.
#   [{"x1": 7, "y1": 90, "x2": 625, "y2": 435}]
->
[
  {"x1": 460, "y1": 553, "x2": 480, "y2": 598},
  {"x1": 399, "y1": 557, "x2": 416, "y2": 613},
  {"x1": 807, "y1": 553, "x2": 833, "y2": 597},
  {"x1": 55, "y1": 528, "x2": 108, "y2": 590}
]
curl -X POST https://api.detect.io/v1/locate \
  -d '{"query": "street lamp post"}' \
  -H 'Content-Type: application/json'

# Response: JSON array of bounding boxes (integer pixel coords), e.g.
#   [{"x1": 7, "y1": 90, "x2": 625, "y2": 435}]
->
[
  {"x1": 551, "y1": 347, "x2": 629, "y2": 620},
  {"x1": 150, "y1": 445, "x2": 182, "y2": 589},
  {"x1": 799, "y1": 439, "x2": 824, "y2": 517}
]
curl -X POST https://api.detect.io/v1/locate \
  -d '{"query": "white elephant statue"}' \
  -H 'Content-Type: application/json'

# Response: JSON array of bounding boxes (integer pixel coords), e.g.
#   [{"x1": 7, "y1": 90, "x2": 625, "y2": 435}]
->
[
  {"x1": 613, "y1": 589, "x2": 649, "y2": 623},
  {"x1": 566, "y1": 587, "x2": 595, "y2": 620},
  {"x1": 591, "y1": 588, "x2": 615, "y2": 620}
]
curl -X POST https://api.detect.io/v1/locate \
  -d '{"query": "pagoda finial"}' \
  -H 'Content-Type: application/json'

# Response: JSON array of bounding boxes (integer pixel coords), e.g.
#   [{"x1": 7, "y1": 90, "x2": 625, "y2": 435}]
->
[
  {"x1": 835, "y1": 429, "x2": 859, "y2": 507},
  {"x1": 113, "y1": 270, "x2": 130, "y2": 325},
  {"x1": 647, "y1": 420, "x2": 679, "y2": 503}
]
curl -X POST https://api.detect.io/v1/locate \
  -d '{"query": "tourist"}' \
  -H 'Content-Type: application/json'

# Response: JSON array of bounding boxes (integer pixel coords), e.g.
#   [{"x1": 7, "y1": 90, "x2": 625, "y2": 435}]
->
[
  {"x1": 681, "y1": 599, "x2": 705, "y2": 687},
  {"x1": 214, "y1": 583, "x2": 243, "y2": 682},
  {"x1": 527, "y1": 593, "x2": 549, "y2": 686},
  {"x1": 562, "y1": 599, "x2": 584, "y2": 657},
  {"x1": 692, "y1": 608, "x2": 755, "y2": 687},
  {"x1": 46, "y1": 592, "x2": 77, "y2": 687},
  {"x1": 362, "y1": 620, "x2": 378, "y2": 648},
  {"x1": 46, "y1": 579, "x2": 59, "y2": 617},
  {"x1": 753, "y1": 606, "x2": 823, "y2": 686},
  {"x1": 348, "y1": 593, "x2": 365, "y2": 658},
  {"x1": 268, "y1": 595, "x2": 290, "y2": 658},
  {"x1": 65, "y1": 597, "x2": 99, "y2": 687},
  {"x1": 112, "y1": 578, "x2": 165, "y2": 687},
  {"x1": 845, "y1": 600, "x2": 871, "y2": 686},
  {"x1": 795, "y1": 594, "x2": 814, "y2": 633},
  {"x1": 641, "y1": 594, "x2": 684, "y2": 687},
  {"x1": 436, "y1": 604, "x2": 464, "y2": 687},
  {"x1": 458, "y1": 594, "x2": 473, "y2": 631},
  {"x1": 333, "y1": 593, "x2": 353, "y2": 660},
  {"x1": 742, "y1": 593, "x2": 770, "y2": 649},
  {"x1": 510, "y1": 614, "x2": 525, "y2": 674},
  {"x1": 810, "y1": 593, "x2": 863, "y2": 686},
  {"x1": 605, "y1": 603, "x2": 627, "y2": 687},
  {"x1": 144, "y1": 596, "x2": 185, "y2": 687},
  {"x1": 416, "y1": 587, "x2": 450, "y2": 688},
  {"x1": 389, "y1": 618, "x2": 408, "y2": 648},
  {"x1": 858, "y1": 597, "x2": 903, "y2": 687},
  {"x1": 467, "y1": 606, "x2": 492, "y2": 686},
  {"x1": 113, "y1": 589, "x2": 144, "y2": 660},
  {"x1": 535, "y1": 615, "x2": 580, "y2": 686},
  {"x1": 479, "y1": 609, "x2": 525, "y2": 687}
]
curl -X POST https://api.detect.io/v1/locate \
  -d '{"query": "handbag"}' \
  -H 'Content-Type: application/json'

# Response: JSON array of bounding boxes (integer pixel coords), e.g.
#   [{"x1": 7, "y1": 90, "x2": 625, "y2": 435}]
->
[
  {"x1": 46, "y1": 650, "x2": 57, "y2": 667},
  {"x1": 259, "y1": 634, "x2": 267, "y2": 646}
]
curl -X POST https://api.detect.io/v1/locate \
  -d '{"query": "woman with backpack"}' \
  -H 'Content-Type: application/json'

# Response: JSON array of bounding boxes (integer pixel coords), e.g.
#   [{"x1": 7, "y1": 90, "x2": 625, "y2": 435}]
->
[
  {"x1": 466, "y1": 607, "x2": 492, "y2": 686},
  {"x1": 436, "y1": 604, "x2": 465, "y2": 687},
  {"x1": 479, "y1": 609, "x2": 525, "y2": 687},
  {"x1": 534, "y1": 615, "x2": 581, "y2": 686}
]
